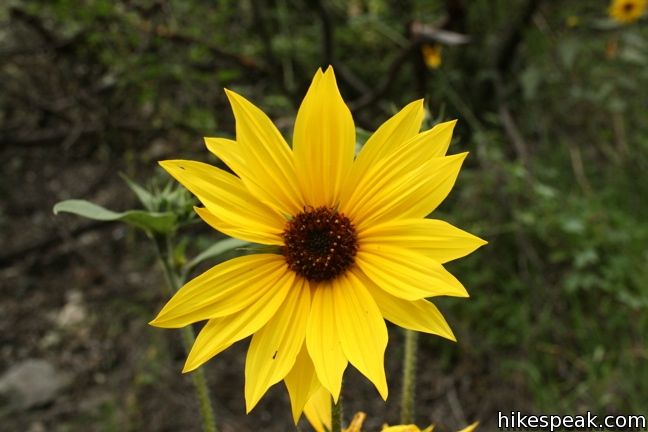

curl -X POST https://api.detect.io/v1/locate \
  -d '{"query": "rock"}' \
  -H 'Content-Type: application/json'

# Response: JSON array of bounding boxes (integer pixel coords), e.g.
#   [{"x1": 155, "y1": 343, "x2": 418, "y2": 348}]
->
[
  {"x1": 0, "y1": 359, "x2": 70, "y2": 409},
  {"x1": 56, "y1": 290, "x2": 86, "y2": 328}
]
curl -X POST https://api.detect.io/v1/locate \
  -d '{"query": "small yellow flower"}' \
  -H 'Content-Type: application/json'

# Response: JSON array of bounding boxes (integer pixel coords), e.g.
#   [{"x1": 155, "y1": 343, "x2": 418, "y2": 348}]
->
[
  {"x1": 422, "y1": 44, "x2": 442, "y2": 69},
  {"x1": 151, "y1": 66, "x2": 485, "y2": 421},
  {"x1": 609, "y1": 0, "x2": 647, "y2": 23}
]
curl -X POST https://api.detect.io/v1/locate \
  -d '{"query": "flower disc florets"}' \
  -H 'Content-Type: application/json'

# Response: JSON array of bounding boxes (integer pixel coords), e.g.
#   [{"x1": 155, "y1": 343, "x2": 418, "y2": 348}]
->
[{"x1": 282, "y1": 206, "x2": 358, "y2": 281}]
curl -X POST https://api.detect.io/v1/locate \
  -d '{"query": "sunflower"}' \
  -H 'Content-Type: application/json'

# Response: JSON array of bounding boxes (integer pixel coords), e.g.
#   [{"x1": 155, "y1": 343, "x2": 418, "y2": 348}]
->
[
  {"x1": 609, "y1": 0, "x2": 647, "y2": 23},
  {"x1": 150, "y1": 66, "x2": 486, "y2": 421}
]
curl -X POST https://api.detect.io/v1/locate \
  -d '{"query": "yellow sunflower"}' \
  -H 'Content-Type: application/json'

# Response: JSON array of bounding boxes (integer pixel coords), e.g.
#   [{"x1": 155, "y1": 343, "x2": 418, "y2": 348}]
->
[
  {"x1": 150, "y1": 66, "x2": 486, "y2": 421},
  {"x1": 609, "y1": 0, "x2": 647, "y2": 23}
]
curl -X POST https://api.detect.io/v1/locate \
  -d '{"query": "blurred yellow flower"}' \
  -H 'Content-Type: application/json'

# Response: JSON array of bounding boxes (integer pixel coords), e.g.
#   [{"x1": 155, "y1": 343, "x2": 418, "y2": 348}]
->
[
  {"x1": 422, "y1": 44, "x2": 443, "y2": 69},
  {"x1": 566, "y1": 15, "x2": 580, "y2": 27},
  {"x1": 304, "y1": 389, "x2": 479, "y2": 432},
  {"x1": 382, "y1": 424, "x2": 434, "y2": 432},
  {"x1": 151, "y1": 66, "x2": 485, "y2": 421},
  {"x1": 382, "y1": 421, "x2": 477, "y2": 432},
  {"x1": 609, "y1": 0, "x2": 647, "y2": 23}
]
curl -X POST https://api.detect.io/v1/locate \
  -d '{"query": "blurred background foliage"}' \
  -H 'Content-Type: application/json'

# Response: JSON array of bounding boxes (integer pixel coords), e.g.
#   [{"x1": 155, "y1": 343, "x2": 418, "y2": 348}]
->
[{"x1": 1, "y1": 0, "x2": 647, "y2": 430}]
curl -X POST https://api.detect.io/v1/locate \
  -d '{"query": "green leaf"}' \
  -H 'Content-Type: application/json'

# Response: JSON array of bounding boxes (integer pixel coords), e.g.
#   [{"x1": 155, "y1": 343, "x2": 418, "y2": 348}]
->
[
  {"x1": 53, "y1": 199, "x2": 177, "y2": 234},
  {"x1": 185, "y1": 238, "x2": 249, "y2": 271},
  {"x1": 119, "y1": 173, "x2": 155, "y2": 210}
]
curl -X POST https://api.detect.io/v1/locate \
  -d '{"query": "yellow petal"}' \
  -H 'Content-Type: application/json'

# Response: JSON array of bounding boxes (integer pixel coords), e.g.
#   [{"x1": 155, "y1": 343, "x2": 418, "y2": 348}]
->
[
  {"x1": 181, "y1": 269, "x2": 294, "y2": 372},
  {"x1": 224, "y1": 89, "x2": 304, "y2": 215},
  {"x1": 194, "y1": 206, "x2": 281, "y2": 246},
  {"x1": 160, "y1": 160, "x2": 284, "y2": 244},
  {"x1": 457, "y1": 421, "x2": 479, "y2": 432},
  {"x1": 349, "y1": 153, "x2": 468, "y2": 229},
  {"x1": 348, "y1": 100, "x2": 424, "y2": 183},
  {"x1": 284, "y1": 344, "x2": 321, "y2": 423},
  {"x1": 341, "y1": 120, "x2": 457, "y2": 222},
  {"x1": 359, "y1": 218, "x2": 487, "y2": 264},
  {"x1": 150, "y1": 254, "x2": 287, "y2": 328},
  {"x1": 303, "y1": 386, "x2": 332, "y2": 432},
  {"x1": 365, "y1": 280, "x2": 456, "y2": 341},
  {"x1": 204, "y1": 137, "x2": 244, "y2": 173},
  {"x1": 406, "y1": 119, "x2": 456, "y2": 158},
  {"x1": 306, "y1": 280, "x2": 348, "y2": 401},
  {"x1": 335, "y1": 271, "x2": 388, "y2": 399},
  {"x1": 395, "y1": 153, "x2": 466, "y2": 220},
  {"x1": 245, "y1": 279, "x2": 310, "y2": 412},
  {"x1": 293, "y1": 67, "x2": 355, "y2": 207},
  {"x1": 356, "y1": 246, "x2": 468, "y2": 300}
]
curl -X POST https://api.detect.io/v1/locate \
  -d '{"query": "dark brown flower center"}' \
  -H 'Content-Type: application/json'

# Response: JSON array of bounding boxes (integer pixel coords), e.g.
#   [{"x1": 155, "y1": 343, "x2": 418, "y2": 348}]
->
[
  {"x1": 624, "y1": 1, "x2": 635, "y2": 12},
  {"x1": 282, "y1": 206, "x2": 358, "y2": 281}
]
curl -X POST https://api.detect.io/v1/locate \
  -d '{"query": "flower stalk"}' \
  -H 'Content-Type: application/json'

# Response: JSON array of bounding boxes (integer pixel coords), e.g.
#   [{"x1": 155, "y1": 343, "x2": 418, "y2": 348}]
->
[
  {"x1": 400, "y1": 329, "x2": 419, "y2": 425},
  {"x1": 153, "y1": 234, "x2": 218, "y2": 432}
]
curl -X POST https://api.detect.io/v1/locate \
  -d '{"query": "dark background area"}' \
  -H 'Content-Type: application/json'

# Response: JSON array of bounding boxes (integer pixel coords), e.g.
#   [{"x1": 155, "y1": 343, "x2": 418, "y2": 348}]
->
[{"x1": 1, "y1": 1, "x2": 647, "y2": 431}]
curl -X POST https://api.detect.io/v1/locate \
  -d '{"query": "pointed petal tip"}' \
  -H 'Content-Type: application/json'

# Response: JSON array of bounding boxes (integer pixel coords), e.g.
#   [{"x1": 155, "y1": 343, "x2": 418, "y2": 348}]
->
[
  {"x1": 223, "y1": 88, "x2": 245, "y2": 107},
  {"x1": 244, "y1": 400, "x2": 255, "y2": 415},
  {"x1": 331, "y1": 391, "x2": 340, "y2": 404},
  {"x1": 181, "y1": 363, "x2": 196, "y2": 374},
  {"x1": 223, "y1": 87, "x2": 236, "y2": 101},
  {"x1": 442, "y1": 327, "x2": 458, "y2": 342},
  {"x1": 148, "y1": 314, "x2": 169, "y2": 328},
  {"x1": 158, "y1": 160, "x2": 186, "y2": 172},
  {"x1": 182, "y1": 356, "x2": 205, "y2": 374},
  {"x1": 147, "y1": 317, "x2": 181, "y2": 329},
  {"x1": 378, "y1": 385, "x2": 388, "y2": 401}
]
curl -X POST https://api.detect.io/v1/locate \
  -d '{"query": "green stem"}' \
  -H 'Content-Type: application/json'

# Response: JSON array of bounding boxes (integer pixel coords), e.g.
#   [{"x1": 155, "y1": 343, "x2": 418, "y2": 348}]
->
[
  {"x1": 154, "y1": 235, "x2": 218, "y2": 432},
  {"x1": 400, "y1": 329, "x2": 418, "y2": 425},
  {"x1": 331, "y1": 393, "x2": 342, "y2": 432}
]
